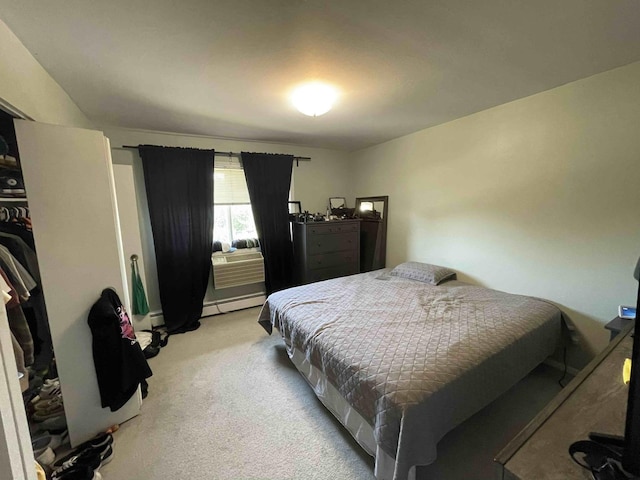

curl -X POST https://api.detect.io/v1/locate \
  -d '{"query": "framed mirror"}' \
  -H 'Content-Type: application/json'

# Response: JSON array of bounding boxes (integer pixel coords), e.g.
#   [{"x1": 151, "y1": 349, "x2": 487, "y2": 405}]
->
[
  {"x1": 288, "y1": 201, "x2": 302, "y2": 214},
  {"x1": 355, "y1": 196, "x2": 389, "y2": 272},
  {"x1": 329, "y1": 197, "x2": 346, "y2": 209}
]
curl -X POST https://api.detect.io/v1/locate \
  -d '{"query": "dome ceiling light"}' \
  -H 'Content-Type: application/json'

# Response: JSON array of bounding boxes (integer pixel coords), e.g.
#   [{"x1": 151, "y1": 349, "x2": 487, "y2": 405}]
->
[{"x1": 291, "y1": 82, "x2": 339, "y2": 117}]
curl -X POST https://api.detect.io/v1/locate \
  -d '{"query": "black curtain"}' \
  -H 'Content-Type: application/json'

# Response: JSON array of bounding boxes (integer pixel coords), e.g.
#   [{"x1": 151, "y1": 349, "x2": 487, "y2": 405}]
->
[
  {"x1": 241, "y1": 153, "x2": 294, "y2": 294},
  {"x1": 139, "y1": 145, "x2": 214, "y2": 334}
]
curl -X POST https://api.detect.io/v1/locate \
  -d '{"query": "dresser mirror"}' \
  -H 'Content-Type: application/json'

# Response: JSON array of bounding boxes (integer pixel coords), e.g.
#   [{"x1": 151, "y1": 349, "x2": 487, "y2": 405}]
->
[
  {"x1": 329, "y1": 197, "x2": 346, "y2": 209},
  {"x1": 355, "y1": 196, "x2": 388, "y2": 272}
]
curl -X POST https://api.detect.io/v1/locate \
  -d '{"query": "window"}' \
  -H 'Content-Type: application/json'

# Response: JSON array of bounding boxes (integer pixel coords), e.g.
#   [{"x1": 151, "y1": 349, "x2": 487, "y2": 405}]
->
[{"x1": 213, "y1": 163, "x2": 258, "y2": 245}]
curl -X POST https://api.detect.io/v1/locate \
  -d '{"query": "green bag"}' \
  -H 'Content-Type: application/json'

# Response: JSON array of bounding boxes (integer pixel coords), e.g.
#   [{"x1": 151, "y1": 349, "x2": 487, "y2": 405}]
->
[{"x1": 131, "y1": 255, "x2": 150, "y2": 316}]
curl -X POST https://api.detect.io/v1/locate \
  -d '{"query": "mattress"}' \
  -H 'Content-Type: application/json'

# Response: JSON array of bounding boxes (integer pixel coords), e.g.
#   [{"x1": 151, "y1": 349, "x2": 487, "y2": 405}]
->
[{"x1": 258, "y1": 270, "x2": 562, "y2": 480}]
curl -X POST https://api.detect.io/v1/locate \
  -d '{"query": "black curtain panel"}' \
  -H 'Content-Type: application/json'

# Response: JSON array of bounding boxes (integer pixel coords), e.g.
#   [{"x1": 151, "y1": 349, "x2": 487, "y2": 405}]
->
[
  {"x1": 139, "y1": 145, "x2": 214, "y2": 334},
  {"x1": 241, "y1": 153, "x2": 294, "y2": 294}
]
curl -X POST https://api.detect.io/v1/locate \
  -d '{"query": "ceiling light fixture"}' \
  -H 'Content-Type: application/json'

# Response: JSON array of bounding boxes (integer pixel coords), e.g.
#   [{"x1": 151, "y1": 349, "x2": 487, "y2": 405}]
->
[{"x1": 291, "y1": 82, "x2": 338, "y2": 117}]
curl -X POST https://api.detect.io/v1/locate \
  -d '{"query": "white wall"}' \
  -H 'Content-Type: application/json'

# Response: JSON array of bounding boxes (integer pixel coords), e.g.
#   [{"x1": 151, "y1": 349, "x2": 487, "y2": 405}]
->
[
  {"x1": 0, "y1": 18, "x2": 91, "y2": 127},
  {"x1": 113, "y1": 164, "x2": 152, "y2": 331},
  {"x1": 351, "y1": 61, "x2": 640, "y2": 366},
  {"x1": 103, "y1": 127, "x2": 352, "y2": 314}
]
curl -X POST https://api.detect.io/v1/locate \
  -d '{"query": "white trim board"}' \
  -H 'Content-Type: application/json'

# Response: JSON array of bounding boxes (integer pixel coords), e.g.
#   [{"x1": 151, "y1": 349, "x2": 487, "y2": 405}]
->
[
  {"x1": 149, "y1": 293, "x2": 266, "y2": 327},
  {"x1": 0, "y1": 304, "x2": 35, "y2": 480},
  {"x1": 543, "y1": 358, "x2": 580, "y2": 377}
]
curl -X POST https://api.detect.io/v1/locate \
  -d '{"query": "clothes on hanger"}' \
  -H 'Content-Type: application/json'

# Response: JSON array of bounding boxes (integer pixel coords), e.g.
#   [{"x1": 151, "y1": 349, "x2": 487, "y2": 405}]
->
[
  {"x1": 0, "y1": 221, "x2": 36, "y2": 249},
  {"x1": 88, "y1": 288, "x2": 152, "y2": 412},
  {"x1": 0, "y1": 237, "x2": 41, "y2": 370},
  {"x1": 0, "y1": 265, "x2": 29, "y2": 390},
  {"x1": 0, "y1": 267, "x2": 18, "y2": 308},
  {"x1": 0, "y1": 244, "x2": 36, "y2": 300},
  {"x1": 0, "y1": 232, "x2": 40, "y2": 283},
  {"x1": 0, "y1": 223, "x2": 53, "y2": 372}
]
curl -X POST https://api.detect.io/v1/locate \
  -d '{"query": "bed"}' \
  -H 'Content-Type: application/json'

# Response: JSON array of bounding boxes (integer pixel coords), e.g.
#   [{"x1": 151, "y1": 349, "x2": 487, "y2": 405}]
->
[{"x1": 258, "y1": 265, "x2": 563, "y2": 480}]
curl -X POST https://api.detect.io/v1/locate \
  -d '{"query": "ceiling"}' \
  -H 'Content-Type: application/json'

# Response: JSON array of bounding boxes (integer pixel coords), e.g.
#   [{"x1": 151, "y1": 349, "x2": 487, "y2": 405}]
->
[{"x1": 1, "y1": 1, "x2": 640, "y2": 151}]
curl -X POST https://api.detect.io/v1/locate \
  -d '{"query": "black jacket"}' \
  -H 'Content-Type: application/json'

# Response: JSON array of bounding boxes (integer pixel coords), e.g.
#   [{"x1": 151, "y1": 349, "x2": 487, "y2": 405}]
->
[{"x1": 88, "y1": 288, "x2": 152, "y2": 411}]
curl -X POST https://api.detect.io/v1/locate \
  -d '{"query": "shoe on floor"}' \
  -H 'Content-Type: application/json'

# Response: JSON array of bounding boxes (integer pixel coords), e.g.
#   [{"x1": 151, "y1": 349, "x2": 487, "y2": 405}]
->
[
  {"x1": 31, "y1": 380, "x2": 62, "y2": 404},
  {"x1": 52, "y1": 438, "x2": 113, "y2": 472},
  {"x1": 98, "y1": 444, "x2": 114, "y2": 467},
  {"x1": 32, "y1": 403, "x2": 65, "y2": 422},
  {"x1": 52, "y1": 448, "x2": 101, "y2": 478},
  {"x1": 34, "y1": 397, "x2": 64, "y2": 411},
  {"x1": 34, "y1": 446, "x2": 55, "y2": 466},
  {"x1": 32, "y1": 430, "x2": 69, "y2": 452},
  {"x1": 51, "y1": 465, "x2": 102, "y2": 480},
  {"x1": 74, "y1": 432, "x2": 113, "y2": 452},
  {"x1": 32, "y1": 435, "x2": 52, "y2": 454},
  {"x1": 37, "y1": 415, "x2": 67, "y2": 432}
]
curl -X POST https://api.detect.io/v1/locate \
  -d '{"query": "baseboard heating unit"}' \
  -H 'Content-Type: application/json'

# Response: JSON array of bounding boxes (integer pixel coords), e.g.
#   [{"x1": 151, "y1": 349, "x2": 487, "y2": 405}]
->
[{"x1": 212, "y1": 251, "x2": 265, "y2": 289}]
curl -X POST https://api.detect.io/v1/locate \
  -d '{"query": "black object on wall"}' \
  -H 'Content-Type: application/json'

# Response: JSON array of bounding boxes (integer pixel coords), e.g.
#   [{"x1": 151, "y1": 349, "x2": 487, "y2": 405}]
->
[
  {"x1": 241, "y1": 152, "x2": 294, "y2": 294},
  {"x1": 139, "y1": 145, "x2": 214, "y2": 334}
]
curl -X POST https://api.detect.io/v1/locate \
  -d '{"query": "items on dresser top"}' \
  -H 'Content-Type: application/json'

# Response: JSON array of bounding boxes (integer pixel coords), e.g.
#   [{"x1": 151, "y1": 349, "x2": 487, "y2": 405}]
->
[{"x1": 292, "y1": 219, "x2": 360, "y2": 284}]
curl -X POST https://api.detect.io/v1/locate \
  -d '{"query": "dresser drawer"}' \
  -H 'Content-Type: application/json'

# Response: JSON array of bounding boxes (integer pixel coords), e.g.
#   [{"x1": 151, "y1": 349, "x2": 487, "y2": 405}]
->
[
  {"x1": 307, "y1": 231, "x2": 358, "y2": 255},
  {"x1": 307, "y1": 263, "x2": 358, "y2": 283},
  {"x1": 306, "y1": 222, "x2": 359, "y2": 235},
  {"x1": 307, "y1": 251, "x2": 357, "y2": 270}
]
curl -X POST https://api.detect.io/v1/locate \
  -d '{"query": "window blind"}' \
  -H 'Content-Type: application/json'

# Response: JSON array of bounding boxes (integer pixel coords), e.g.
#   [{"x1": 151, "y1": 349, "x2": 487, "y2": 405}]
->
[{"x1": 214, "y1": 159, "x2": 250, "y2": 204}]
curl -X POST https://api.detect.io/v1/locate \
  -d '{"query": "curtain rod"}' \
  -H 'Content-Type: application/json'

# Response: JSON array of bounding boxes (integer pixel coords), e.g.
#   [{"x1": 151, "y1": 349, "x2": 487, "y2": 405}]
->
[{"x1": 116, "y1": 145, "x2": 311, "y2": 162}]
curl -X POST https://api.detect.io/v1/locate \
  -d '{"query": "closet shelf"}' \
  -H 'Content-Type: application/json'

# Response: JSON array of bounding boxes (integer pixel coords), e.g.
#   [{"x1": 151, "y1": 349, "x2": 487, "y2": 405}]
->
[{"x1": 0, "y1": 197, "x2": 28, "y2": 202}]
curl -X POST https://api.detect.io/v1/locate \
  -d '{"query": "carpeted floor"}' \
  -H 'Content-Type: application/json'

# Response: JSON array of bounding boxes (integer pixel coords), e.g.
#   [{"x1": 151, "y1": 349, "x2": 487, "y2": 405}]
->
[{"x1": 100, "y1": 307, "x2": 564, "y2": 480}]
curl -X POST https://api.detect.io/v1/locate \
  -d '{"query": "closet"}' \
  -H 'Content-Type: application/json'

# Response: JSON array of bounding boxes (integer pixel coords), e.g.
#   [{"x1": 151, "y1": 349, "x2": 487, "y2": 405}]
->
[
  {"x1": 0, "y1": 114, "x2": 48, "y2": 386},
  {"x1": 0, "y1": 114, "x2": 142, "y2": 454}
]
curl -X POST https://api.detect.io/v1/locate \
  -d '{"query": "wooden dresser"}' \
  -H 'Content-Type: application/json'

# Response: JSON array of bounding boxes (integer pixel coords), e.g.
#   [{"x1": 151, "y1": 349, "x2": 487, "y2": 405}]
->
[
  {"x1": 494, "y1": 324, "x2": 633, "y2": 479},
  {"x1": 292, "y1": 219, "x2": 360, "y2": 284}
]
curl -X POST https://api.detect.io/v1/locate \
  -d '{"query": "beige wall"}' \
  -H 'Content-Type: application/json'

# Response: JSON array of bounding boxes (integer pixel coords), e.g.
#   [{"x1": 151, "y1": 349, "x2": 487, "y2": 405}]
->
[
  {"x1": 103, "y1": 126, "x2": 351, "y2": 313},
  {"x1": 351, "y1": 61, "x2": 640, "y2": 365},
  {"x1": 0, "y1": 18, "x2": 91, "y2": 127}
]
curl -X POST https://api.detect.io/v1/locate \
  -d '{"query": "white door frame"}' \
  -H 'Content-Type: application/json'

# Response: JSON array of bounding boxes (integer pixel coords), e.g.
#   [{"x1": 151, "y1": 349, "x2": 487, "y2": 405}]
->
[{"x1": 0, "y1": 303, "x2": 35, "y2": 480}]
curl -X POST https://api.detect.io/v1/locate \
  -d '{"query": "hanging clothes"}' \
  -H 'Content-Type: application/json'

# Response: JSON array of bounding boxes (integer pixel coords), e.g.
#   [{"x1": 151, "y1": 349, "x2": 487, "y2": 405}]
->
[
  {"x1": 0, "y1": 221, "x2": 35, "y2": 249},
  {"x1": 0, "y1": 233, "x2": 40, "y2": 282},
  {"x1": 0, "y1": 228, "x2": 52, "y2": 370},
  {"x1": 0, "y1": 244, "x2": 36, "y2": 300},
  {"x1": 0, "y1": 267, "x2": 18, "y2": 308},
  {"x1": 7, "y1": 304, "x2": 33, "y2": 366},
  {"x1": 0, "y1": 267, "x2": 28, "y2": 390},
  {"x1": 0, "y1": 265, "x2": 34, "y2": 366},
  {"x1": 88, "y1": 288, "x2": 152, "y2": 412}
]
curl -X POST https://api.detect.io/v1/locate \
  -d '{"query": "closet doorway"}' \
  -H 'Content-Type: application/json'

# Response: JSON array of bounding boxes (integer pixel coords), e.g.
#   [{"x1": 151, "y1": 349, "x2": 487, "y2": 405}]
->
[
  {"x1": 0, "y1": 103, "x2": 144, "y2": 478},
  {"x1": 0, "y1": 104, "x2": 44, "y2": 480}
]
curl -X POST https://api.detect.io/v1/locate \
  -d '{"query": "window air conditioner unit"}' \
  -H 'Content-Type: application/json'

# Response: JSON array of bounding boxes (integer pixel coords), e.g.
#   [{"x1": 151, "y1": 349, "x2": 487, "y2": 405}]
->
[{"x1": 212, "y1": 250, "x2": 265, "y2": 289}]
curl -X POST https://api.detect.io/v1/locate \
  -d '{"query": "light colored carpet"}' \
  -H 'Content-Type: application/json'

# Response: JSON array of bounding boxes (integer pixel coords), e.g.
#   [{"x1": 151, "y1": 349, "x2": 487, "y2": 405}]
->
[{"x1": 100, "y1": 307, "x2": 564, "y2": 480}]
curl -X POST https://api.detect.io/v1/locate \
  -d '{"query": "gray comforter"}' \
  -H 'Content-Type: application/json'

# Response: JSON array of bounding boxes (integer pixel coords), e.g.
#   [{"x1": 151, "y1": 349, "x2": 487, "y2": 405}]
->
[{"x1": 258, "y1": 270, "x2": 562, "y2": 479}]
